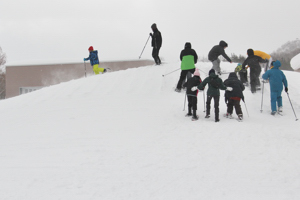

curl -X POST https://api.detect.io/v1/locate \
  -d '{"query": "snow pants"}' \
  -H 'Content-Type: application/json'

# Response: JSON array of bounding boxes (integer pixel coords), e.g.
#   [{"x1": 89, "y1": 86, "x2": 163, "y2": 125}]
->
[
  {"x1": 250, "y1": 68, "x2": 261, "y2": 93},
  {"x1": 187, "y1": 95, "x2": 198, "y2": 111},
  {"x1": 227, "y1": 99, "x2": 242, "y2": 115},
  {"x1": 211, "y1": 59, "x2": 221, "y2": 74},
  {"x1": 270, "y1": 90, "x2": 283, "y2": 112},
  {"x1": 239, "y1": 70, "x2": 248, "y2": 84},
  {"x1": 206, "y1": 95, "x2": 220, "y2": 120},
  {"x1": 152, "y1": 47, "x2": 161, "y2": 65},
  {"x1": 93, "y1": 64, "x2": 105, "y2": 75},
  {"x1": 176, "y1": 68, "x2": 195, "y2": 90}
]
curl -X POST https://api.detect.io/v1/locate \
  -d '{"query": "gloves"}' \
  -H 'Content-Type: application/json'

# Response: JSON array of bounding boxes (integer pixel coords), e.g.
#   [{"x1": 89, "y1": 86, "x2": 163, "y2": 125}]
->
[
  {"x1": 191, "y1": 86, "x2": 198, "y2": 91},
  {"x1": 150, "y1": 33, "x2": 153, "y2": 37},
  {"x1": 84, "y1": 58, "x2": 87, "y2": 61},
  {"x1": 285, "y1": 87, "x2": 288, "y2": 93},
  {"x1": 226, "y1": 87, "x2": 233, "y2": 91}
]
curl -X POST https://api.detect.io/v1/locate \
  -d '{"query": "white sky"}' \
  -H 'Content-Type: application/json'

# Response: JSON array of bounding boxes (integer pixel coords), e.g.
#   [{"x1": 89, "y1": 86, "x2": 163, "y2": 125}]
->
[{"x1": 1, "y1": 0, "x2": 300, "y2": 65}]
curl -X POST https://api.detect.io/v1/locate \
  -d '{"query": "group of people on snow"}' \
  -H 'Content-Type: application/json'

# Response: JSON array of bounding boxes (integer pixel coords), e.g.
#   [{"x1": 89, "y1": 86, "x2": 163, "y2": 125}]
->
[
  {"x1": 174, "y1": 39, "x2": 288, "y2": 122},
  {"x1": 83, "y1": 23, "x2": 288, "y2": 121}
]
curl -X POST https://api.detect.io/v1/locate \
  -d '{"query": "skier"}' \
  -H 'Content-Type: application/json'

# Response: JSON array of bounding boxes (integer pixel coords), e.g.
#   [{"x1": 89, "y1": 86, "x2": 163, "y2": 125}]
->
[
  {"x1": 234, "y1": 63, "x2": 248, "y2": 86},
  {"x1": 262, "y1": 60, "x2": 288, "y2": 115},
  {"x1": 208, "y1": 40, "x2": 232, "y2": 75},
  {"x1": 195, "y1": 69, "x2": 231, "y2": 122},
  {"x1": 150, "y1": 23, "x2": 162, "y2": 65},
  {"x1": 224, "y1": 72, "x2": 245, "y2": 120},
  {"x1": 84, "y1": 46, "x2": 106, "y2": 75},
  {"x1": 242, "y1": 49, "x2": 266, "y2": 93},
  {"x1": 254, "y1": 50, "x2": 272, "y2": 72},
  {"x1": 183, "y1": 68, "x2": 202, "y2": 120},
  {"x1": 175, "y1": 42, "x2": 198, "y2": 92}
]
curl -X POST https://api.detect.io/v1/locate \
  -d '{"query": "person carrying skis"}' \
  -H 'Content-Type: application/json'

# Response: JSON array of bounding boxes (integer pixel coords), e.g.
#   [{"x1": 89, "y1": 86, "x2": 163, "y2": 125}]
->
[
  {"x1": 175, "y1": 42, "x2": 198, "y2": 92},
  {"x1": 208, "y1": 40, "x2": 232, "y2": 75},
  {"x1": 183, "y1": 68, "x2": 202, "y2": 120},
  {"x1": 254, "y1": 50, "x2": 272, "y2": 72},
  {"x1": 150, "y1": 23, "x2": 162, "y2": 65},
  {"x1": 242, "y1": 49, "x2": 266, "y2": 93},
  {"x1": 224, "y1": 72, "x2": 245, "y2": 120},
  {"x1": 235, "y1": 63, "x2": 248, "y2": 86},
  {"x1": 262, "y1": 60, "x2": 288, "y2": 115},
  {"x1": 195, "y1": 69, "x2": 231, "y2": 122},
  {"x1": 84, "y1": 46, "x2": 106, "y2": 75}
]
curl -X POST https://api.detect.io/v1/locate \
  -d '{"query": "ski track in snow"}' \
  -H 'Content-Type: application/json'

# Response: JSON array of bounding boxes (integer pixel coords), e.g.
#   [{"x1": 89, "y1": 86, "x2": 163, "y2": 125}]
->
[{"x1": 0, "y1": 62, "x2": 300, "y2": 199}]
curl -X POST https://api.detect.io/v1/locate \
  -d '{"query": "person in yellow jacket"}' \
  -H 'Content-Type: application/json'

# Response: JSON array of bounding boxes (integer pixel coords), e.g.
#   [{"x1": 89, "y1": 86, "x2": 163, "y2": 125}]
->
[{"x1": 254, "y1": 50, "x2": 272, "y2": 72}]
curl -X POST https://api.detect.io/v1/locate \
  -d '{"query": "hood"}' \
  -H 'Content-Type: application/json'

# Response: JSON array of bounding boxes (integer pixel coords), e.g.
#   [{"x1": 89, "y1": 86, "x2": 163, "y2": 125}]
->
[
  {"x1": 272, "y1": 60, "x2": 281, "y2": 69},
  {"x1": 185, "y1": 42, "x2": 191, "y2": 49},
  {"x1": 228, "y1": 72, "x2": 238, "y2": 79},
  {"x1": 247, "y1": 49, "x2": 254, "y2": 56},
  {"x1": 219, "y1": 40, "x2": 228, "y2": 48}
]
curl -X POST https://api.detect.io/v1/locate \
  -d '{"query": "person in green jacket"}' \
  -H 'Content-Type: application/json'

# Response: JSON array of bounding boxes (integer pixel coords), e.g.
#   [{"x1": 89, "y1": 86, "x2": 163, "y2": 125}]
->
[
  {"x1": 195, "y1": 69, "x2": 231, "y2": 122},
  {"x1": 175, "y1": 42, "x2": 198, "y2": 92}
]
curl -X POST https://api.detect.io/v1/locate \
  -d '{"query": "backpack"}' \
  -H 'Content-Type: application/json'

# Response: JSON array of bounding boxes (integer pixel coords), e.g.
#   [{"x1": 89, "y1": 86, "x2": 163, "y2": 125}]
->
[{"x1": 210, "y1": 77, "x2": 220, "y2": 89}]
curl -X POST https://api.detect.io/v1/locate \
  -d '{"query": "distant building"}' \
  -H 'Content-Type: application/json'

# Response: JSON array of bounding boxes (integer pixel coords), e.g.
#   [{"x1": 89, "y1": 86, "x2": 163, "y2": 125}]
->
[{"x1": 6, "y1": 60, "x2": 153, "y2": 98}]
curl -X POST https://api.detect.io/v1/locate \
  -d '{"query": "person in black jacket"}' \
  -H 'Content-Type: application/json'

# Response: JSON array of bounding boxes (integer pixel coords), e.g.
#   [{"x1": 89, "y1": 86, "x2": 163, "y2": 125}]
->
[
  {"x1": 208, "y1": 40, "x2": 232, "y2": 75},
  {"x1": 150, "y1": 23, "x2": 162, "y2": 65},
  {"x1": 242, "y1": 49, "x2": 266, "y2": 93},
  {"x1": 224, "y1": 72, "x2": 245, "y2": 120},
  {"x1": 183, "y1": 69, "x2": 202, "y2": 120}
]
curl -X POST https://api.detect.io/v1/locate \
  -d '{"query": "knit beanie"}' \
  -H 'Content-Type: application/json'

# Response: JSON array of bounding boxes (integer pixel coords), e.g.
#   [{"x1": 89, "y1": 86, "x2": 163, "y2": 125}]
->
[
  {"x1": 209, "y1": 69, "x2": 215, "y2": 75},
  {"x1": 194, "y1": 68, "x2": 200, "y2": 77},
  {"x1": 272, "y1": 60, "x2": 281, "y2": 68},
  {"x1": 88, "y1": 46, "x2": 94, "y2": 51}
]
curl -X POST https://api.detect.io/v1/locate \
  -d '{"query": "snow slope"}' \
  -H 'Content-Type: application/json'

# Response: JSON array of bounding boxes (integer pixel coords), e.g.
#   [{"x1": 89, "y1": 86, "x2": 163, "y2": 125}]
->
[
  {"x1": 291, "y1": 53, "x2": 300, "y2": 71},
  {"x1": 0, "y1": 62, "x2": 300, "y2": 200}
]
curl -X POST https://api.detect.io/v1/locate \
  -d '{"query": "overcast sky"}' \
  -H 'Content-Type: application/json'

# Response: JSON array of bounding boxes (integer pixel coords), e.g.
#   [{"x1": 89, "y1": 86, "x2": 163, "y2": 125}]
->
[{"x1": 1, "y1": 0, "x2": 300, "y2": 65}]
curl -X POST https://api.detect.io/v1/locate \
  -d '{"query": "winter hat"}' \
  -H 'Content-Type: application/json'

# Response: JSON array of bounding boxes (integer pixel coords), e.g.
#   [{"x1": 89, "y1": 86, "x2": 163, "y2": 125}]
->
[
  {"x1": 88, "y1": 46, "x2": 94, "y2": 51},
  {"x1": 209, "y1": 69, "x2": 215, "y2": 75},
  {"x1": 272, "y1": 60, "x2": 281, "y2": 68},
  {"x1": 194, "y1": 68, "x2": 200, "y2": 77},
  {"x1": 247, "y1": 49, "x2": 254, "y2": 56}
]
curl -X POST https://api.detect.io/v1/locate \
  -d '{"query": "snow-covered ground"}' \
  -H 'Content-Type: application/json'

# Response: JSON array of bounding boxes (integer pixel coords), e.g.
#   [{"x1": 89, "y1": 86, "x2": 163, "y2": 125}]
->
[
  {"x1": 0, "y1": 62, "x2": 299, "y2": 200},
  {"x1": 291, "y1": 53, "x2": 300, "y2": 71}
]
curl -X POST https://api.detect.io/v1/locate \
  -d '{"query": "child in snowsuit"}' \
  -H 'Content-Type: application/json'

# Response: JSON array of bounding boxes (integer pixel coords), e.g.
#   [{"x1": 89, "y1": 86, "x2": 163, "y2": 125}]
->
[
  {"x1": 224, "y1": 72, "x2": 245, "y2": 120},
  {"x1": 196, "y1": 69, "x2": 230, "y2": 122},
  {"x1": 262, "y1": 60, "x2": 288, "y2": 115},
  {"x1": 183, "y1": 68, "x2": 202, "y2": 120},
  {"x1": 175, "y1": 42, "x2": 198, "y2": 92},
  {"x1": 84, "y1": 46, "x2": 106, "y2": 75},
  {"x1": 235, "y1": 63, "x2": 248, "y2": 86},
  {"x1": 242, "y1": 49, "x2": 266, "y2": 93}
]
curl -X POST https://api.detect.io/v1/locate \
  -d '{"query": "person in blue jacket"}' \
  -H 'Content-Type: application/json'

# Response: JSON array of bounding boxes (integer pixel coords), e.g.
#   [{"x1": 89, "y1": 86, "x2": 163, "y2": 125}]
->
[
  {"x1": 262, "y1": 60, "x2": 288, "y2": 115},
  {"x1": 84, "y1": 46, "x2": 106, "y2": 75}
]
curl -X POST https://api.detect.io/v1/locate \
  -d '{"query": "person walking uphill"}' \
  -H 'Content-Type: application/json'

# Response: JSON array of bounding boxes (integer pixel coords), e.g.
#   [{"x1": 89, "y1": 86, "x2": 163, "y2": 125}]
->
[
  {"x1": 175, "y1": 42, "x2": 198, "y2": 92},
  {"x1": 224, "y1": 72, "x2": 245, "y2": 121},
  {"x1": 242, "y1": 49, "x2": 266, "y2": 93},
  {"x1": 262, "y1": 60, "x2": 288, "y2": 115},
  {"x1": 150, "y1": 23, "x2": 162, "y2": 65},
  {"x1": 84, "y1": 46, "x2": 106, "y2": 75},
  {"x1": 208, "y1": 40, "x2": 232, "y2": 75},
  {"x1": 183, "y1": 69, "x2": 202, "y2": 121},
  {"x1": 196, "y1": 69, "x2": 231, "y2": 122}
]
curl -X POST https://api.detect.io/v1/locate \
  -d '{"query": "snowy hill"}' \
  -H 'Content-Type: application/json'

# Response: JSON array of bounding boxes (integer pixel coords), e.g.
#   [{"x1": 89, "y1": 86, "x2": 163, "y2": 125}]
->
[{"x1": 0, "y1": 62, "x2": 300, "y2": 199}]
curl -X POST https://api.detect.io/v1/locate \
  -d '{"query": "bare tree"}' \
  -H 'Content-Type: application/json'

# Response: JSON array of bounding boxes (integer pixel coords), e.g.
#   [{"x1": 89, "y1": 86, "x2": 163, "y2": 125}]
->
[{"x1": 0, "y1": 46, "x2": 7, "y2": 99}]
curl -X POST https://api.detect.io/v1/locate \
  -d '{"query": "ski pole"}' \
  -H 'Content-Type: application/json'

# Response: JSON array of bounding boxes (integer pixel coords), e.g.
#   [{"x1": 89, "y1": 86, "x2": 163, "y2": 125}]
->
[
  {"x1": 162, "y1": 68, "x2": 180, "y2": 77},
  {"x1": 260, "y1": 81, "x2": 265, "y2": 112},
  {"x1": 84, "y1": 61, "x2": 87, "y2": 78},
  {"x1": 203, "y1": 89, "x2": 206, "y2": 112},
  {"x1": 243, "y1": 100, "x2": 249, "y2": 117},
  {"x1": 139, "y1": 35, "x2": 151, "y2": 59},
  {"x1": 286, "y1": 92, "x2": 298, "y2": 121},
  {"x1": 183, "y1": 93, "x2": 187, "y2": 111}
]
